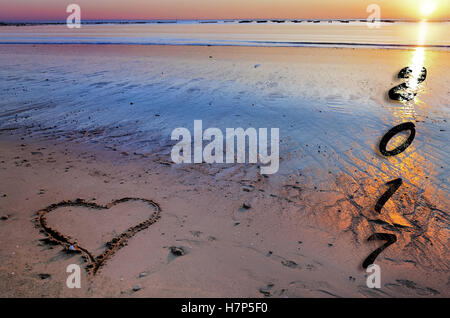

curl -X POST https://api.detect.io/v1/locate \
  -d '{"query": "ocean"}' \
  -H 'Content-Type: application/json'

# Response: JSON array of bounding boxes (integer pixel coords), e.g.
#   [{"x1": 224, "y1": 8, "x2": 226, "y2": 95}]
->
[{"x1": 0, "y1": 20, "x2": 449, "y2": 49}]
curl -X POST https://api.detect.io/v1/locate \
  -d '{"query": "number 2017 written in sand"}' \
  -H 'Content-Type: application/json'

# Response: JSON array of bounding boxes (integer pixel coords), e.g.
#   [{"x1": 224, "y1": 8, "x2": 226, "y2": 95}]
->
[{"x1": 361, "y1": 66, "x2": 426, "y2": 268}]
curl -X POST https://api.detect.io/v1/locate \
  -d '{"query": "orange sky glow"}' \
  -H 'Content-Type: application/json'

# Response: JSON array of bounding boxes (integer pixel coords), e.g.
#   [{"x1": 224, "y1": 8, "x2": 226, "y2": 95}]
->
[{"x1": 1, "y1": 0, "x2": 448, "y2": 21}]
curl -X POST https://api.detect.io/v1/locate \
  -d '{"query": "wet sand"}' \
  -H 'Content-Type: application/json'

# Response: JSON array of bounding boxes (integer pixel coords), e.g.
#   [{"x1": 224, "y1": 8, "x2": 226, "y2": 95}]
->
[
  {"x1": 0, "y1": 44, "x2": 448, "y2": 297},
  {"x1": 0, "y1": 136, "x2": 447, "y2": 297}
]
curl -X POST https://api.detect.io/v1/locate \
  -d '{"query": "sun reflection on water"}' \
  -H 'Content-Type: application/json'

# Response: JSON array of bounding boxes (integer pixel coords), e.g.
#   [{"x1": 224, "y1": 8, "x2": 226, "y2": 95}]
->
[
  {"x1": 373, "y1": 19, "x2": 447, "y2": 255},
  {"x1": 408, "y1": 21, "x2": 427, "y2": 91},
  {"x1": 387, "y1": 20, "x2": 431, "y2": 214},
  {"x1": 390, "y1": 21, "x2": 430, "y2": 122}
]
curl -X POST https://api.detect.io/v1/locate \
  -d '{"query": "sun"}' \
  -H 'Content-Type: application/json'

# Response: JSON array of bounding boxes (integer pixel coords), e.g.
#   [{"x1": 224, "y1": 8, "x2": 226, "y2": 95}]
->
[{"x1": 420, "y1": 1, "x2": 437, "y2": 17}]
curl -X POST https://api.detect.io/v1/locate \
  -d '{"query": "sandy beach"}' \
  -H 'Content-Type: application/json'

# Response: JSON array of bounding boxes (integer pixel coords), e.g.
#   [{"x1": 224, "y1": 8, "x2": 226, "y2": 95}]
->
[{"x1": 0, "y1": 42, "x2": 448, "y2": 297}]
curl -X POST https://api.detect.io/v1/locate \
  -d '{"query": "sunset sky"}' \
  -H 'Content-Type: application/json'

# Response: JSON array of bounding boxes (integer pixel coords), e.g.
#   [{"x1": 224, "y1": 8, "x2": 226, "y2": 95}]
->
[{"x1": 0, "y1": 0, "x2": 448, "y2": 21}]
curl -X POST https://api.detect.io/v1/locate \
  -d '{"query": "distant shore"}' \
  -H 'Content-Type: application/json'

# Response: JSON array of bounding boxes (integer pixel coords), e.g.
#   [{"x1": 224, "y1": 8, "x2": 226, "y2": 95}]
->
[{"x1": 1, "y1": 18, "x2": 449, "y2": 26}]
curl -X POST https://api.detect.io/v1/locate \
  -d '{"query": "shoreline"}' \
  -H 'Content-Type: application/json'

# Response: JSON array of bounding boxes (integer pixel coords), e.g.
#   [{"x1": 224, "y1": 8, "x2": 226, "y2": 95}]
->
[
  {"x1": 1, "y1": 43, "x2": 449, "y2": 50},
  {"x1": 1, "y1": 22, "x2": 449, "y2": 48}
]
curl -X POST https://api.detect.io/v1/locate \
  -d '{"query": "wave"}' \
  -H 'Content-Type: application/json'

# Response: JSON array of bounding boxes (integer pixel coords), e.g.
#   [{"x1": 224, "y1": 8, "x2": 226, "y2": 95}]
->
[
  {"x1": 1, "y1": 21, "x2": 449, "y2": 49},
  {"x1": 1, "y1": 39, "x2": 449, "y2": 50}
]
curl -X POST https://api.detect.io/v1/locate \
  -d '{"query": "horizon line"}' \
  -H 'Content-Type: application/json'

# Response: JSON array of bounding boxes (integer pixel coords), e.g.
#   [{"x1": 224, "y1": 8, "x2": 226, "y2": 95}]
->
[{"x1": 2, "y1": 17, "x2": 449, "y2": 23}]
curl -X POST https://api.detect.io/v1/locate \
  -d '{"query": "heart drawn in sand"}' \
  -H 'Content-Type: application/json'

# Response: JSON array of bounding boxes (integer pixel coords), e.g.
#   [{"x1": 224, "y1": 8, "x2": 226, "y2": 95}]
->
[{"x1": 35, "y1": 198, "x2": 161, "y2": 276}]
